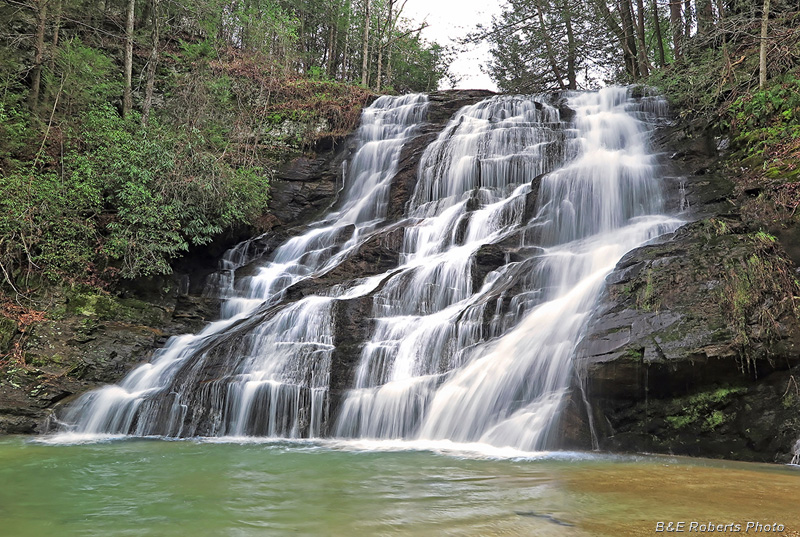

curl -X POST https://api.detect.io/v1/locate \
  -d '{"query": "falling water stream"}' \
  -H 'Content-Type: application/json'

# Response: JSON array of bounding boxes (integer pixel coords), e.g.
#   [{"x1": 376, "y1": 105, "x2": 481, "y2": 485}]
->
[{"x1": 56, "y1": 88, "x2": 682, "y2": 452}]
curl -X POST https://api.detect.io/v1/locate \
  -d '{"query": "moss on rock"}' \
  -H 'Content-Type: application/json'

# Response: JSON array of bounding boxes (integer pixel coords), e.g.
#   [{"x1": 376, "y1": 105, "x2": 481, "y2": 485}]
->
[{"x1": 0, "y1": 316, "x2": 17, "y2": 352}]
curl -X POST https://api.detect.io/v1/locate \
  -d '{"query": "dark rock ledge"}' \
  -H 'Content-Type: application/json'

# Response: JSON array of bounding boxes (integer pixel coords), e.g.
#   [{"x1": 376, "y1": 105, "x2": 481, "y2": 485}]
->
[{"x1": 558, "y1": 120, "x2": 800, "y2": 463}]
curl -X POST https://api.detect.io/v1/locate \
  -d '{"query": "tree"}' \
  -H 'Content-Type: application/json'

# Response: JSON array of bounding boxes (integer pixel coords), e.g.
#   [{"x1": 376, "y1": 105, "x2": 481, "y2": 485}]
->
[
  {"x1": 635, "y1": 0, "x2": 651, "y2": 75},
  {"x1": 141, "y1": 0, "x2": 160, "y2": 125},
  {"x1": 478, "y1": 0, "x2": 617, "y2": 92},
  {"x1": 361, "y1": 0, "x2": 371, "y2": 85},
  {"x1": 697, "y1": 0, "x2": 715, "y2": 36},
  {"x1": 668, "y1": 0, "x2": 683, "y2": 59},
  {"x1": 618, "y1": 0, "x2": 642, "y2": 78},
  {"x1": 123, "y1": 0, "x2": 135, "y2": 117},
  {"x1": 652, "y1": 0, "x2": 666, "y2": 67},
  {"x1": 28, "y1": 0, "x2": 48, "y2": 109},
  {"x1": 759, "y1": 0, "x2": 771, "y2": 88},
  {"x1": 375, "y1": 0, "x2": 409, "y2": 91},
  {"x1": 591, "y1": 0, "x2": 640, "y2": 79}
]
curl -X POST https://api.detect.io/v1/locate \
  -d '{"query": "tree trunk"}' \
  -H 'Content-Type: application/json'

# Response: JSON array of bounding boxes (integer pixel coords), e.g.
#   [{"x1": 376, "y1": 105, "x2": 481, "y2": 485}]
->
[
  {"x1": 534, "y1": 0, "x2": 567, "y2": 89},
  {"x1": 683, "y1": 0, "x2": 692, "y2": 38},
  {"x1": 48, "y1": 0, "x2": 62, "y2": 74},
  {"x1": 697, "y1": 0, "x2": 714, "y2": 37},
  {"x1": 325, "y1": 16, "x2": 336, "y2": 77},
  {"x1": 243, "y1": 0, "x2": 252, "y2": 49},
  {"x1": 361, "y1": 0, "x2": 371, "y2": 86},
  {"x1": 759, "y1": 0, "x2": 770, "y2": 89},
  {"x1": 376, "y1": 43, "x2": 383, "y2": 91},
  {"x1": 652, "y1": 0, "x2": 666, "y2": 67},
  {"x1": 635, "y1": 0, "x2": 650, "y2": 76},
  {"x1": 564, "y1": 0, "x2": 577, "y2": 89},
  {"x1": 28, "y1": 0, "x2": 48, "y2": 110},
  {"x1": 669, "y1": 0, "x2": 683, "y2": 59},
  {"x1": 381, "y1": 0, "x2": 407, "y2": 90},
  {"x1": 141, "y1": 0, "x2": 159, "y2": 126},
  {"x1": 123, "y1": 0, "x2": 135, "y2": 118},
  {"x1": 715, "y1": 0, "x2": 729, "y2": 65},
  {"x1": 619, "y1": 0, "x2": 641, "y2": 79},
  {"x1": 376, "y1": 0, "x2": 390, "y2": 91},
  {"x1": 342, "y1": 0, "x2": 351, "y2": 80},
  {"x1": 386, "y1": 48, "x2": 393, "y2": 88},
  {"x1": 593, "y1": 0, "x2": 638, "y2": 78}
]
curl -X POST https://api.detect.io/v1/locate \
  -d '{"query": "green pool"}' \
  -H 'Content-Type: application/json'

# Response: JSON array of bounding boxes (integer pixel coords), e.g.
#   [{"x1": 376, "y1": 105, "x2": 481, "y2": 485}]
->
[{"x1": 1, "y1": 436, "x2": 798, "y2": 536}]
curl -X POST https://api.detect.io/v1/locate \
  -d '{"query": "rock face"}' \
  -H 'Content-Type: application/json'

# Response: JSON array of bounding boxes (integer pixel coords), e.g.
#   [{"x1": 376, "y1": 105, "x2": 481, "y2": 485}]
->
[
  {"x1": 560, "y1": 120, "x2": 800, "y2": 462},
  {"x1": 0, "y1": 285, "x2": 220, "y2": 434}
]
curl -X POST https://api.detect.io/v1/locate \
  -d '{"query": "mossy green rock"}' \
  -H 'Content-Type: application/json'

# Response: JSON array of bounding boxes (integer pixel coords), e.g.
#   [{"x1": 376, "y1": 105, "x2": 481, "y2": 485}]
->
[
  {"x1": 0, "y1": 317, "x2": 17, "y2": 352},
  {"x1": 65, "y1": 288, "x2": 167, "y2": 325},
  {"x1": 0, "y1": 283, "x2": 220, "y2": 434}
]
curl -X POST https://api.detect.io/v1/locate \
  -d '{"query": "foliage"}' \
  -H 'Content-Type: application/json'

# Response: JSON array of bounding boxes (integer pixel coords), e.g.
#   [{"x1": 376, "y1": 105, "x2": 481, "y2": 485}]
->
[
  {"x1": 727, "y1": 74, "x2": 800, "y2": 157},
  {"x1": 388, "y1": 40, "x2": 454, "y2": 93},
  {"x1": 44, "y1": 38, "x2": 119, "y2": 116},
  {"x1": 665, "y1": 387, "x2": 745, "y2": 431},
  {"x1": 645, "y1": 47, "x2": 732, "y2": 115},
  {"x1": 0, "y1": 101, "x2": 35, "y2": 167},
  {"x1": 2, "y1": 0, "x2": 437, "y2": 290},
  {"x1": 0, "y1": 101, "x2": 270, "y2": 281},
  {"x1": 479, "y1": 0, "x2": 619, "y2": 92}
]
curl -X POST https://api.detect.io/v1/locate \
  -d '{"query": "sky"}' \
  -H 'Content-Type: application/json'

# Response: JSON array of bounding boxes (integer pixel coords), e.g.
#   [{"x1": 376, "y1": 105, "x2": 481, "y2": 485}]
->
[{"x1": 400, "y1": 0, "x2": 503, "y2": 91}]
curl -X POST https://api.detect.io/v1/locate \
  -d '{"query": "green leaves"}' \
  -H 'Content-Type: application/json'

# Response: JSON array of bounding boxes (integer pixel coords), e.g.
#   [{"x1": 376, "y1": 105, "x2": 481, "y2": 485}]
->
[
  {"x1": 46, "y1": 38, "x2": 118, "y2": 116},
  {"x1": 82, "y1": 105, "x2": 270, "y2": 278},
  {"x1": 0, "y1": 102, "x2": 270, "y2": 282},
  {"x1": 727, "y1": 75, "x2": 800, "y2": 158}
]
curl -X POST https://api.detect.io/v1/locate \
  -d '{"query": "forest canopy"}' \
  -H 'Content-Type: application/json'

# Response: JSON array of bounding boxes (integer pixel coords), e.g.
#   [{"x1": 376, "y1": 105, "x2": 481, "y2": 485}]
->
[{"x1": 472, "y1": 0, "x2": 798, "y2": 93}]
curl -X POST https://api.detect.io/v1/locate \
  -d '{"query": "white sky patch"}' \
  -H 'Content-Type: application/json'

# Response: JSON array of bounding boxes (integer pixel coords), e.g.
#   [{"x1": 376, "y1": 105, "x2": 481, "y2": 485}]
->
[{"x1": 400, "y1": 0, "x2": 503, "y2": 91}]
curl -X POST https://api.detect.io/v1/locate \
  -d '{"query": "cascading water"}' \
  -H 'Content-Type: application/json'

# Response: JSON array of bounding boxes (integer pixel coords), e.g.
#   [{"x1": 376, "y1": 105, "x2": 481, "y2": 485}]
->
[
  {"x1": 57, "y1": 88, "x2": 682, "y2": 452},
  {"x1": 58, "y1": 94, "x2": 429, "y2": 438},
  {"x1": 334, "y1": 90, "x2": 680, "y2": 449}
]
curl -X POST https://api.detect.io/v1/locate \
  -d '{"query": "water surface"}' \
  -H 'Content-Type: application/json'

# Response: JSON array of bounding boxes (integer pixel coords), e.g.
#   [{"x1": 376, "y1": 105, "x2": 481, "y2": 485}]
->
[{"x1": 2, "y1": 437, "x2": 798, "y2": 536}]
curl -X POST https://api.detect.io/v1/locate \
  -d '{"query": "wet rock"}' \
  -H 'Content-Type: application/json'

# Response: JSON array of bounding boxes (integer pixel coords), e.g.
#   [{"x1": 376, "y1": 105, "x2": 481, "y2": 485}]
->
[
  {"x1": 0, "y1": 90, "x2": 508, "y2": 436},
  {"x1": 0, "y1": 284, "x2": 222, "y2": 434},
  {"x1": 558, "y1": 112, "x2": 800, "y2": 462},
  {"x1": 387, "y1": 91, "x2": 499, "y2": 220},
  {"x1": 566, "y1": 218, "x2": 800, "y2": 462},
  {"x1": 472, "y1": 244, "x2": 524, "y2": 291},
  {"x1": 328, "y1": 295, "x2": 376, "y2": 426}
]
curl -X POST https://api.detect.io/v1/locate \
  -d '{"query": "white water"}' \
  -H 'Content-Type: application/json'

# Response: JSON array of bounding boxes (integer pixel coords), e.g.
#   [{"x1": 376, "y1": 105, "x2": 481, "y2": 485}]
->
[
  {"x1": 57, "y1": 88, "x2": 681, "y2": 451},
  {"x1": 334, "y1": 90, "x2": 680, "y2": 449},
  {"x1": 791, "y1": 438, "x2": 800, "y2": 465},
  {"x1": 58, "y1": 94, "x2": 428, "y2": 438}
]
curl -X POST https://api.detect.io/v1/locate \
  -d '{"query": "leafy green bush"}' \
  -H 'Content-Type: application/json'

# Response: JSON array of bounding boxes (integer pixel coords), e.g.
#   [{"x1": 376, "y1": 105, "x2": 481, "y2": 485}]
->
[
  {"x1": 0, "y1": 101, "x2": 35, "y2": 165},
  {"x1": 0, "y1": 169, "x2": 100, "y2": 281},
  {"x1": 0, "y1": 105, "x2": 270, "y2": 281},
  {"x1": 645, "y1": 48, "x2": 730, "y2": 115},
  {"x1": 45, "y1": 38, "x2": 118, "y2": 116},
  {"x1": 727, "y1": 75, "x2": 800, "y2": 157}
]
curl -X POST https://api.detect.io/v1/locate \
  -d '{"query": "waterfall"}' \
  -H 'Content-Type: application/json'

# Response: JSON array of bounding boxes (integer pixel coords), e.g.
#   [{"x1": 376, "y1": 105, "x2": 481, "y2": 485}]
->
[
  {"x1": 57, "y1": 88, "x2": 681, "y2": 451},
  {"x1": 334, "y1": 89, "x2": 680, "y2": 449},
  {"x1": 58, "y1": 94, "x2": 429, "y2": 438}
]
